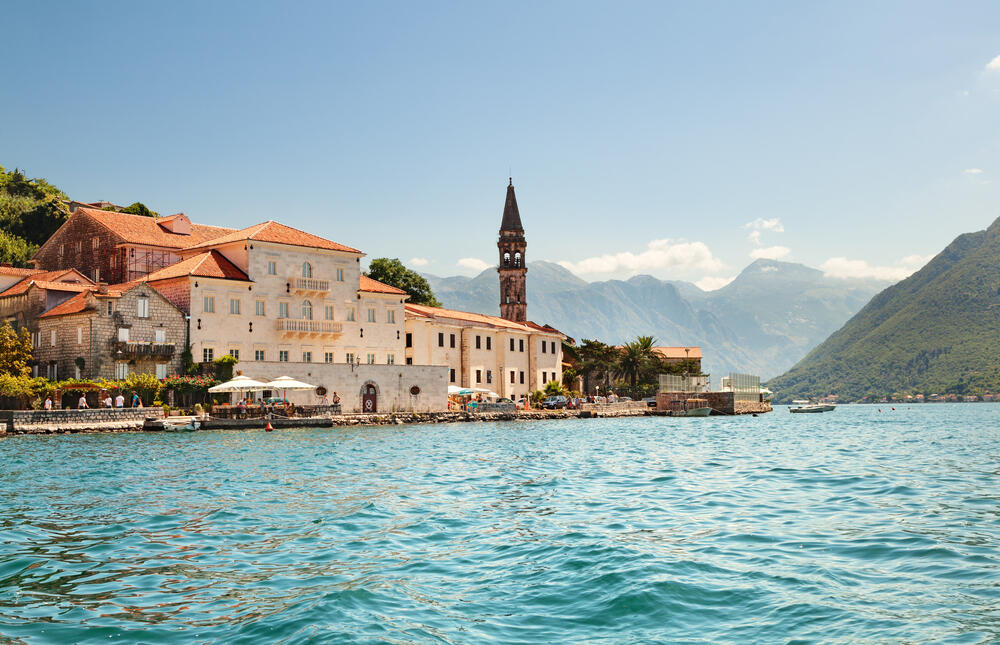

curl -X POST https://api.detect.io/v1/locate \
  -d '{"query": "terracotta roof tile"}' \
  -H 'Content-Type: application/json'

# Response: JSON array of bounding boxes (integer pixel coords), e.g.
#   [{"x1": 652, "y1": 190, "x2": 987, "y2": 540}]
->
[
  {"x1": 77, "y1": 207, "x2": 234, "y2": 249},
  {"x1": 182, "y1": 221, "x2": 362, "y2": 254},
  {"x1": 0, "y1": 272, "x2": 95, "y2": 297},
  {"x1": 359, "y1": 275, "x2": 408, "y2": 295},
  {"x1": 0, "y1": 266, "x2": 42, "y2": 278},
  {"x1": 38, "y1": 292, "x2": 94, "y2": 318},
  {"x1": 141, "y1": 250, "x2": 250, "y2": 282},
  {"x1": 404, "y1": 303, "x2": 565, "y2": 337}
]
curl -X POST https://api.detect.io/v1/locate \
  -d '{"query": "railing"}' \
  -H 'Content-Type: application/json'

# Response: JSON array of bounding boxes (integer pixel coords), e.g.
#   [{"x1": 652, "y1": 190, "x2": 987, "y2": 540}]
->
[
  {"x1": 110, "y1": 341, "x2": 176, "y2": 357},
  {"x1": 276, "y1": 319, "x2": 343, "y2": 335},
  {"x1": 290, "y1": 277, "x2": 330, "y2": 292},
  {"x1": 579, "y1": 401, "x2": 649, "y2": 413}
]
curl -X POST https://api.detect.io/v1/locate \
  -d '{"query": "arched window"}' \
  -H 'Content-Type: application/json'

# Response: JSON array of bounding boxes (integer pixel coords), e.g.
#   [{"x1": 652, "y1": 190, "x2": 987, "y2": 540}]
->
[
  {"x1": 302, "y1": 300, "x2": 313, "y2": 320},
  {"x1": 514, "y1": 252, "x2": 522, "y2": 267},
  {"x1": 302, "y1": 262, "x2": 312, "y2": 278},
  {"x1": 503, "y1": 251, "x2": 511, "y2": 266}
]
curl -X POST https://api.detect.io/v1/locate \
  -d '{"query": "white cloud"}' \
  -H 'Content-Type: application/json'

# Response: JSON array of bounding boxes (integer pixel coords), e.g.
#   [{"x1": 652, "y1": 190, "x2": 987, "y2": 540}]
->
[
  {"x1": 986, "y1": 54, "x2": 1000, "y2": 71},
  {"x1": 820, "y1": 254, "x2": 932, "y2": 281},
  {"x1": 749, "y1": 245, "x2": 791, "y2": 260},
  {"x1": 744, "y1": 217, "x2": 785, "y2": 233},
  {"x1": 695, "y1": 275, "x2": 736, "y2": 291},
  {"x1": 409, "y1": 257, "x2": 429, "y2": 267},
  {"x1": 747, "y1": 230, "x2": 762, "y2": 245},
  {"x1": 964, "y1": 168, "x2": 984, "y2": 175},
  {"x1": 557, "y1": 238, "x2": 726, "y2": 276},
  {"x1": 457, "y1": 257, "x2": 491, "y2": 272}
]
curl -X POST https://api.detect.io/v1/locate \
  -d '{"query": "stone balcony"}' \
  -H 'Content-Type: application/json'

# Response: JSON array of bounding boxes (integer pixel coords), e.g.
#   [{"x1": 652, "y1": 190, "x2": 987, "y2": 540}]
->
[
  {"x1": 276, "y1": 319, "x2": 343, "y2": 338},
  {"x1": 288, "y1": 277, "x2": 330, "y2": 294},
  {"x1": 110, "y1": 341, "x2": 176, "y2": 358}
]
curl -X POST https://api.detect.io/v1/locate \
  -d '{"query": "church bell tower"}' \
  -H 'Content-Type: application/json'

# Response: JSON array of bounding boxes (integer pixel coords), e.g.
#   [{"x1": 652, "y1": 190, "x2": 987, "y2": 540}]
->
[{"x1": 498, "y1": 178, "x2": 527, "y2": 322}]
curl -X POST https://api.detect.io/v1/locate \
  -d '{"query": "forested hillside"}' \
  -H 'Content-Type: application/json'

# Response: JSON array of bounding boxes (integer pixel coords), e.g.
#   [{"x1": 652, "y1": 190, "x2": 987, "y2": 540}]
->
[{"x1": 0, "y1": 167, "x2": 70, "y2": 266}]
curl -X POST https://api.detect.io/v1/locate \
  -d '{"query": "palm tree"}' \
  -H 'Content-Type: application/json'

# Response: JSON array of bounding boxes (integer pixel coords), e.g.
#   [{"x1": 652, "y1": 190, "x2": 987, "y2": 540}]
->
[{"x1": 619, "y1": 336, "x2": 657, "y2": 387}]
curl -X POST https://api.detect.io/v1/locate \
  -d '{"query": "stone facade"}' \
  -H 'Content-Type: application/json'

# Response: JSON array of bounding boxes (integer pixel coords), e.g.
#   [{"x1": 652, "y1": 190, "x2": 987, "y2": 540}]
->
[
  {"x1": 498, "y1": 180, "x2": 527, "y2": 323},
  {"x1": 33, "y1": 209, "x2": 131, "y2": 283},
  {"x1": 33, "y1": 284, "x2": 186, "y2": 380}
]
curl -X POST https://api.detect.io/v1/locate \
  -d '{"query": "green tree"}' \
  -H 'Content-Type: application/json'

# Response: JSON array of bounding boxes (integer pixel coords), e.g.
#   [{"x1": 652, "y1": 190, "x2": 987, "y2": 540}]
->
[
  {"x1": 576, "y1": 339, "x2": 620, "y2": 393},
  {"x1": 365, "y1": 258, "x2": 441, "y2": 307},
  {"x1": 619, "y1": 335, "x2": 657, "y2": 387},
  {"x1": 0, "y1": 167, "x2": 69, "y2": 245},
  {"x1": 213, "y1": 354, "x2": 238, "y2": 382},
  {"x1": 121, "y1": 202, "x2": 158, "y2": 217},
  {"x1": 0, "y1": 230, "x2": 39, "y2": 267},
  {"x1": 0, "y1": 321, "x2": 33, "y2": 377}
]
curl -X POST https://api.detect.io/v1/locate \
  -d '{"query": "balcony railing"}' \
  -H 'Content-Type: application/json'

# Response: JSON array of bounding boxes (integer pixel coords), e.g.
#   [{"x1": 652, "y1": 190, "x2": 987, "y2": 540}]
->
[
  {"x1": 276, "y1": 319, "x2": 343, "y2": 336},
  {"x1": 289, "y1": 277, "x2": 330, "y2": 293},
  {"x1": 110, "y1": 341, "x2": 176, "y2": 357}
]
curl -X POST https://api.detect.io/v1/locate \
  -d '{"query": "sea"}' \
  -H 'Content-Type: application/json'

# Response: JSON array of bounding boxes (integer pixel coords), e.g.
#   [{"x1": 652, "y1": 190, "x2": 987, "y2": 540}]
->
[{"x1": 1, "y1": 404, "x2": 998, "y2": 644}]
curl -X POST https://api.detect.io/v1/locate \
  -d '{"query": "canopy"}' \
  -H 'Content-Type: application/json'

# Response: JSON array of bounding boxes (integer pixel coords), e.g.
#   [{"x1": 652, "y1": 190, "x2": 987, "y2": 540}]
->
[
  {"x1": 448, "y1": 385, "x2": 475, "y2": 396},
  {"x1": 265, "y1": 376, "x2": 316, "y2": 391},
  {"x1": 208, "y1": 375, "x2": 270, "y2": 393}
]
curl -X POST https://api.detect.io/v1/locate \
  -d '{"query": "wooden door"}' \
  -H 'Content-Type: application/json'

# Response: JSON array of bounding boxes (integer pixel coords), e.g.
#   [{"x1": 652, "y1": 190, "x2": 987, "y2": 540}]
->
[{"x1": 362, "y1": 385, "x2": 377, "y2": 413}]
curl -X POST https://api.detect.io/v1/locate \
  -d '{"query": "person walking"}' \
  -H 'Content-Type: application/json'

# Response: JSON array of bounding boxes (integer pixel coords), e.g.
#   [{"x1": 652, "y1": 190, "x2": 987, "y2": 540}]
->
[
  {"x1": 115, "y1": 392, "x2": 125, "y2": 408},
  {"x1": 44, "y1": 396, "x2": 52, "y2": 410},
  {"x1": 131, "y1": 391, "x2": 142, "y2": 408},
  {"x1": 77, "y1": 395, "x2": 88, "y2": 409}
]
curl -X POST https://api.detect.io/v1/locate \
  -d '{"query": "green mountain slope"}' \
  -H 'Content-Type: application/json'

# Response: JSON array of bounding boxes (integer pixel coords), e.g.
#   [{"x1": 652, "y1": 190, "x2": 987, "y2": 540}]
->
[{"x1": 768, "y1": 217, "x2": 1000, "y2": 401}]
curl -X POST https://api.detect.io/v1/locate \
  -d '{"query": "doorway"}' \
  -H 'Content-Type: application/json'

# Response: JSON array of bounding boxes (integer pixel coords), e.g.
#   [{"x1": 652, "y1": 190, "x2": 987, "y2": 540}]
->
[{"x1": 362, "y1": 384, "x2": 377, "y2": 413}]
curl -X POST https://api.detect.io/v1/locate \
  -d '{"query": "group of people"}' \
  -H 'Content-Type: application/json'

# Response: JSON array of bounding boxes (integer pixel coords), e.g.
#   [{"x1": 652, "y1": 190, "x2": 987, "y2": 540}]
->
[{"x1": 42, "y1": 391, "x2": 144, "y2": 410}]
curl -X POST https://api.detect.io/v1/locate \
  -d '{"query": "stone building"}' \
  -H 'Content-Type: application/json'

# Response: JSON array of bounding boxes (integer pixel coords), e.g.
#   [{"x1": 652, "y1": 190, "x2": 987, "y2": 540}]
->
[
  {"x1": 498, "y1": 179, "x2": 528, "y2": 323},
  {"x1": 32, "y1": 207, "x2": 233, "y2": 284},
  {"x1": 32, "y1": 283, "x2": 187, "y2": 380}
]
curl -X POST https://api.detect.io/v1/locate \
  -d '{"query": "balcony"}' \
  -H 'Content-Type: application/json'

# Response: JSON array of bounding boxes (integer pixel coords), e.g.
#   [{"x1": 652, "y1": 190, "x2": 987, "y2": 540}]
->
[
  {"x1": 110, "y1": 341, "x2": 176, "y2": 358},
  {"x1": 276, "y1": 319, "x2": 343, "y2": 337},
  {"x1": 289, "y1": 277, "x2": 330, "y2": 294}
]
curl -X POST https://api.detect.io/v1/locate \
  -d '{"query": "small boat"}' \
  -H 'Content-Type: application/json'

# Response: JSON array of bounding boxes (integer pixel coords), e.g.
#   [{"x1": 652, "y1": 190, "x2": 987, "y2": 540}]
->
[
  {"x1": 790, "y1": 404, "x2": 836, "y2": 413},
  {"x1": 163, "y1": 419, "x2": 201, "y2": 432},
  {"x1": 671, "y1": 398, "x2": 712, "y2": 417}
]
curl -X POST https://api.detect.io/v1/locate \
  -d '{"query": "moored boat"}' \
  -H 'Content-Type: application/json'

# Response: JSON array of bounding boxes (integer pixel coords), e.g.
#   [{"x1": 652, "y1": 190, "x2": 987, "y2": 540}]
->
[
  {"x1": 789, "y1": 404, "x2": 836, "y2": 413},
  {"x1": 671, "y1": 398, "x2": 712, "y2": 417}
]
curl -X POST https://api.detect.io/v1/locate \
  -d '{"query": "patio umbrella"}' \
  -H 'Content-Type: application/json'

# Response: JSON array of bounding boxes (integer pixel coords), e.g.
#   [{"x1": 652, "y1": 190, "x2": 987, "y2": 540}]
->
[
  {"x1": 208, "y1": 375, "x2": 270, "y2": 393},
  {"x1": 265, "y1": 376, "x2": 317, "y2": 401},
  {"x1": 447, "y1": 385, "x2": 470, "y2": 395}
]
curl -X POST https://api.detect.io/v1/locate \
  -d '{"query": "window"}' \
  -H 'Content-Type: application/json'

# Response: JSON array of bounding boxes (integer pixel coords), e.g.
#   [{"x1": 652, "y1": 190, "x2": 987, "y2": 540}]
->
[
  {"x1": 551, "y1": 342, "x2": 557, "y2": 354},
  {"x1": 278, "y1": 302, "x2": 289, "y2": 319},
  {"x1": 449, "y1": 334, "x2": 455, "y2": 348},
  {"x1": 387, "y1": 309, "x2": 395, "y2": 324},
  {"x1": 76, "y1": 240, "x2": 82, "y2": 253},
  {"x1": 542, "y1": 372, "x2": 548, "y2": 384},
  {"x1": 302, "y1": 262, "x2": 312, "y2": 278},
  {"x1": 406, "y1": 357, "x2": 413, "y2": 365},
  {"x1": 475, "y1": 335, "x2": 481, "y2": 349},
  {"x1": 438, "y1": 332, "x2": 444, "y2": 347},
  {"x1": 486, "y1": 337, "x2": 491, "y2": 350},
  {"x1": 542, "y1": 341, "x2": 547, "y2": 354},
  {"x1": 486, "y1": 370, "x2": 492, "y2": 384},
  {"x1": 367, "y1": 308, "x2": 376, "y2": 323},
  {"x1": 107, "y1": 302, "x2": 113, "y2": 316},
  {"x1": 325, "y1": 305, "x2": 334, "y2": 320},
  {"x1": 302, "y1": 351, "x2": 312, "y2": 362},
  {"x1": 59, "y1": 243, "x2": 65, "y2": 257},
  {"x1": 510, "y1": 370, "x2": 516, "y2": 384},
  {"x1": 367, "y1": 353, "x2": 376, "y2": 364},
  {"x1": 405, "y1": 332, "x2": 412, "y2": 348},
  {"x1": 267, "y1": 260, "x2": 277, "y2": 275},
  {"x1": 77, "y1": 327, "x2": 83, "y2": 344},
  {"x1": 552, "y1": 372, "x2": 557, "y2": 382},
  {"x1": 449, "y1": 368, "x2": 456, "y2": 382},
  {"x1": 346, "y1": 352, "x2": 355, "y2": 364},
  {"x1": 230, "y1": 298, "x2": 241, "y2": 315},
  {"x1": 116, "y1": 362, "x2": 128, "y2": 379},
  {"x1": 74, "y1": 364, "x2": 81, "y2": 379},
  {"x1": 346, "y1": 309, "x2": 355, "y2": 321},
  {"x1": 520, "y1": 371, "x2": 525, "y2": 384},
  {"x1": 256, "y1": 301, "x2": 266, "y2": 316},
  {"x1": 50, "y1": 330, "x2": 57, "y2": 347},
  {"x1": 279, "y1": 350, "x2": 289, "y2": 362},
  {"x1": 203, "y1": 296, "x2": 215, "y2": 313},
  {"x1": 255, "y1": 349, "x2": 266, "y2": 361},
  {"x1": 203, "y1": 347, "x2": 214, "y2": 362},
  {"x1": 510, "y1": 338, "x2": 515, "y2": 351},
  {"x1": 302, "y1": 300, "x2": 313, "y2": 320},
  {"x1": 229, "y1": 349, "x2": 239, "y2": 360},
  {"x1": 324, "y1": 352, "x2": 334, "y2": 363},
  {"x1": 336, "y1": 268, "x2": 344, "y2": 281},
  {"x1": 519, "y1": 339, "x2": 524, "y2": 352},
  {"x1": 117, "y1": 328, "x2": 129, "y2": 342},
  {"x1": 386, "y1": 354, "x2": 395, "y2": 365},
  {"x1": 156, "y1": 363, "x2": 167, "y2": 379},
  {"x1": 92, "y1": 237, "x2": 100, "y2": 250},
  {"x1": 94, "y1": 268, "x2": 100, "y2": 282},
  {"x1": 476, "y1": 369, "x2": 482, "y2": 383},
  {"x1": 155, "y1": 329, "x2": 166, "y2": 343}
]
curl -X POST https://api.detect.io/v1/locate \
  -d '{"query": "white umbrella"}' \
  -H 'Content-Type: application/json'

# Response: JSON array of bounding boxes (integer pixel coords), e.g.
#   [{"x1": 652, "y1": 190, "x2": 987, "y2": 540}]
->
[
  {"x1": 264, "y1": 376, "x2": 316, "y2": 390},
  {"x1": 447, "y1": 385, "x2": 467, "y2": 395},
  {"x1": 208, "y1": 375, "x2": 270, "y2": 393}
]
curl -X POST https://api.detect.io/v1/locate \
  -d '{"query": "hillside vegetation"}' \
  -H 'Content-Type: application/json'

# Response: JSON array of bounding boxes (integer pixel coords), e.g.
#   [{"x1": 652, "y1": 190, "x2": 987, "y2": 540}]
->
[
  {"x1": 0, "y1": 167, "x2": 70, "y2": 266},
  {"x1": 768, "y1": 217, "x2": 1000, "y2": 401}
]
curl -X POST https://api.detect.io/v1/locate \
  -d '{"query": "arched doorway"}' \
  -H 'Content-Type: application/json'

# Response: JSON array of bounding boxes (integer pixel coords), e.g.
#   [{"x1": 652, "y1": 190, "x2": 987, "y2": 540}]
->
[{"x1": 362, "y1": 384, "x2": 378, "y2": 413}]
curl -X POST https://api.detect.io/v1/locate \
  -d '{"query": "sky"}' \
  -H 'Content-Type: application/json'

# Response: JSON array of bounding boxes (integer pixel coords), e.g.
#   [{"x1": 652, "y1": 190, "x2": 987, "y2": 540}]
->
[{"x1": 3, "y1": 1, "x2": 1000, "y2": 289}]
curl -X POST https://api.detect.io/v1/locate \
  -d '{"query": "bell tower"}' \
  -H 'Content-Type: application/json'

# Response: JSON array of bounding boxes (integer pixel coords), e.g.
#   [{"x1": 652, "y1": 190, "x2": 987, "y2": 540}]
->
[{"x1": 498, "y1": 178, "x2": 527, "y2": 322}]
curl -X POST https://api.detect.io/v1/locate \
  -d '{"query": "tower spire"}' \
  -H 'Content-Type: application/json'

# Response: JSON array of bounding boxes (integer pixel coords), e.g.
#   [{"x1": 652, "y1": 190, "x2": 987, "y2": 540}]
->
[{"x1": 498, "y1": 178, "x2": 527, "y2": 322}]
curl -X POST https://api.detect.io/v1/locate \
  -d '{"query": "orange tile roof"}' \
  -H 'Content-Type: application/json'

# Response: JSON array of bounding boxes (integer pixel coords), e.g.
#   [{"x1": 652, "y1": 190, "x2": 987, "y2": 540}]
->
[
  {"x1": 652, "y1": 346, "x2": 702, "y2": 360},
  {"x1": 38, "y1": 292, "x2": 94, "y2": 318},
  {"x1": 182, "y1": 220, "x2": 362, "y2": 254},
  {"x1": 141, "y1": 250, "x2": 250, "y2": 282},
  {"x1": 77, "y1": 207, "x2": 234, "y2": 249},
  {"x1": 359, "y1": 275, "x2": 408, "y2": 295},
  {"x1": 0, "y1": 266, "x2": 42, "y2": 278},
  {"x1": 404, "y1": 303, "x2": 566, "y2": 337},
  {"x1": 0, "y1": 271, "x2": 96, "y2": 297}
]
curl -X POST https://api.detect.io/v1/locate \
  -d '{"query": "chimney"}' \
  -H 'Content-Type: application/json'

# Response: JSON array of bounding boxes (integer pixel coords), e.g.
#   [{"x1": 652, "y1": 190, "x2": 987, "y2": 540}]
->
[{"x1": 97, "y1": 282, "x2": 109, "y2": 295}]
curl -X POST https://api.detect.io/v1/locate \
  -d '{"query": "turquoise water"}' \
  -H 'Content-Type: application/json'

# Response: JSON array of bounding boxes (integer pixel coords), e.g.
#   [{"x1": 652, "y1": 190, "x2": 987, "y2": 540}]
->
[{"x1": 1, "y1": 405, "x2": 999, "y2": 643}]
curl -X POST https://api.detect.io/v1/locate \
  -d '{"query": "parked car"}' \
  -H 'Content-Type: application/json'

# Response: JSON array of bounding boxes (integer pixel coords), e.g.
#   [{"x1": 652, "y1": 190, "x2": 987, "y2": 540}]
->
[
  {"x1": 642, "y1": 396, "x2": 657, "y2": 408},
  {"x1": 542, "y1": 395, "x2": 568, "y2": 409}
]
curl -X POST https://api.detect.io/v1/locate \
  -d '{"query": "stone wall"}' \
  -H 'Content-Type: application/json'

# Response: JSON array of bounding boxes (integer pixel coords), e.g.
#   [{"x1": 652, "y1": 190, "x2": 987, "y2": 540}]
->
[
  {"x1": 656, "y1": 391, "x2": 772, "y2": 415},
  {"x1": 34, "y1": 210, "x2": 124, "y2": 283},
  {"x1": 0, "y1": 407, "x2": 164, "y2": 434}
]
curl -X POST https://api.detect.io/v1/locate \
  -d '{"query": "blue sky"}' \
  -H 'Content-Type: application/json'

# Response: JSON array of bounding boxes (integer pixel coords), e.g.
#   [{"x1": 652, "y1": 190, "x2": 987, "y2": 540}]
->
[{"x1": 3, "y1": 1, "x2": 999, "y2": 288}]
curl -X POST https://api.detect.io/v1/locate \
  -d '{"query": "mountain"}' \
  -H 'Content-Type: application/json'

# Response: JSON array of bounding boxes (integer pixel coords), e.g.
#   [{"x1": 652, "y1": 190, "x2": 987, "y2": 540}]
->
[
  {"x1": 767, "y1": 217, "x2": 1000, "y2": 402},
  {"x1": 426, "y1": 259, "x2": 887, "y2": 381}
]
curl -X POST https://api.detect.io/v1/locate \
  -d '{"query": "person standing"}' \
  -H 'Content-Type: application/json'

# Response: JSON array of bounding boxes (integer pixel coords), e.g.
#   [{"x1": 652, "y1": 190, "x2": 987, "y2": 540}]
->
[
  {"x1": 131, "y1": 391, "x2": 142, "y2": 408},
  {"x1": 44, "y1": 396, "x2": 52, "y2": 410},
  {"x1": 77, "y1": 395, "x2": 88, "y2": 409},
  {"x1": 103, "y1": 394, "x2": 113, "y2": 408},
  {"x1": 115, "y1": 392, "x2": 125, "y2": 408}
]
